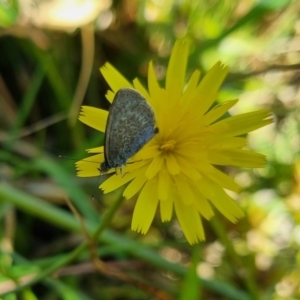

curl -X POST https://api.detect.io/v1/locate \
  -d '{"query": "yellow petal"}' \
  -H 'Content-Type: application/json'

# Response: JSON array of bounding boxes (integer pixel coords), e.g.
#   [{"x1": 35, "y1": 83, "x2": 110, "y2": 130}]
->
[
  {"x1": 176, "y1": 145, "x2": 206, "y2": 164},
  {"x1": 123, "y1": 173, "x2": 148, "y2": 199},
  {"x1": 123, "y1": 160, "x2": 149, "y2": 172},
  {"x1": 208, "y1": 150, "x2": 267, "y2": 168},
  {"x1": 134, "y1": 144, "x2": 161, "y2": 161},
  {"x1": 105, "y1": 90, "x2": 115, "y2": 103},
  {"x1": 87, "y1": 146, "x2": 104, "y2": 153},
  {"x1": 210, "y1": 109, "x2": 273, "y2": 136},
  {"x1": 133, "y1": 78, "x2": 152, "y2": 105},
  {"x1": 100, "y1": 63, "x2": 133, "y2": 97},
  {"x1": 158, "y1": 169, "x2": 173, "y2": 200},
  {"x1": 76, "y1": 154, "x2": 103, "y2": 177},
  {"x1": 188, "y1": 62, "x2": 228, "y2": 118},
  {"x1": 180, "y1": 70, "x2": 201, "y2": 106},
  {"x1": 197, "y1": 178, "x2": 244, "y2": 222},
  {"x1": 166, "y1": 40, "x2": 189, "y2": 103},
  {"x1": 174, "y1": 175, "x2": 196, "y2": 205},
  {"x1": 145, "y1": 155, "x2": 164, "y2": 179},
  {"x1": 131, "y1": 179, "x2": 159, "y2": 234},
  {"x1": 79, "y1": 106, "x2": 107, "y2": 132},
  {"x1": 192, "y1": 189, "x2": 214, "y2": 220},
  {"x1": 202, "y1": 99, "x2": 238, "y2": 125},
  {"x1": 76, "y1": 168, "x2": 99, "y2": 177},
  {"x1": 148, "y1": 61, "x2": 161, "y2": 112},
  {"x1": 166, "y1": 153, "x2": 180, "y2": 175},
  {"x1": 100, "y1": 171, "x2": 137, "y2": 193},
  {"x1": 160, "y1": 197, "x2": 173, "y2": 221},
  {"x1": 174, "y1": 155, "x2": 202, "y2": 180},
  {"x1": 174, "y1": 196, "x2": 205, "y2": 244},
  {"x1": 206, "y1": 137, "x2": 247, "y2": 150},
  {"x1": 207, "y1": 165, "x2": 241, "y2": 192}
]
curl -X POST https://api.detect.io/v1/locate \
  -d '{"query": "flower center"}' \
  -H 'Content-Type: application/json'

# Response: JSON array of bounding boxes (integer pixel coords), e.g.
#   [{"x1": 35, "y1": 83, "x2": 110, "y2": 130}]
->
[{"x1": 160, "y1": 139, "x2": 176, "y2": 152}]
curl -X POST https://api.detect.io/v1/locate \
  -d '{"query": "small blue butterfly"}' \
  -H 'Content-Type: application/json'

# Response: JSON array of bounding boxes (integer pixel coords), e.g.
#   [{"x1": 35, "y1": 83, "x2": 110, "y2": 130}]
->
[{"x1": 100, "y1": 88, "x2": 158, "y2": 174}]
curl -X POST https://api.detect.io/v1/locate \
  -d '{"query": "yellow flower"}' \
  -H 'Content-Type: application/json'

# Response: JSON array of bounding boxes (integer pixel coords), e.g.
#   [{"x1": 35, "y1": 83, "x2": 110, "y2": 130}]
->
[{"x1": 76, "y1": 40, "x2": 272, "y2": 244}]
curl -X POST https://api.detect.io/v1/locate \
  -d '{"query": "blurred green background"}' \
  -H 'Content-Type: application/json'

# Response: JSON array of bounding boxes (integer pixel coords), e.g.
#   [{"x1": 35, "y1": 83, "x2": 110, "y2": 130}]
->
[{"x1": 1, "y1": 0, "x2": 300, "y2": 299}]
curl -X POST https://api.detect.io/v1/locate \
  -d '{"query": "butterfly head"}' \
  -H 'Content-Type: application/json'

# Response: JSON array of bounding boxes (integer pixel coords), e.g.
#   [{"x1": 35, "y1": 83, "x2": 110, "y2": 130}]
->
[{"x1": 99, "y1": 161, "x2": 110, "y2": 174}]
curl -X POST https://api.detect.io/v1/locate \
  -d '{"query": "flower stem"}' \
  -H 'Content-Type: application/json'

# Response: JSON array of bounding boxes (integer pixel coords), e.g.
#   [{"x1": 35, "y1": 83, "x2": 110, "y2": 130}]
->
[{"x1": 92, "y1": 194, "x2": 124, "y2": 240}]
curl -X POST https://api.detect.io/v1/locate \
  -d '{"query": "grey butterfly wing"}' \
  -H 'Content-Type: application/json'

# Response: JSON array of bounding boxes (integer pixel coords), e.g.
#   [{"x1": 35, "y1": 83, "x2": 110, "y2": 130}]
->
[{"x1": 104, "y1": 88, "x2": 157, "y2": 168}]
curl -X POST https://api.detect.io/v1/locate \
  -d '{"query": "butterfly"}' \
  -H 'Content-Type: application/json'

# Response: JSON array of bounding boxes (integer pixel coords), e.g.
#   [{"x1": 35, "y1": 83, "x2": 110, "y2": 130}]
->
[{"x1": 100, "y1": 88, "x2": 158, "y2": 174}]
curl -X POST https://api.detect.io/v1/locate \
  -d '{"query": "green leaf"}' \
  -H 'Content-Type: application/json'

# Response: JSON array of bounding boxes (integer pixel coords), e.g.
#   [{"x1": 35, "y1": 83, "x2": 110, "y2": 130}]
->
[{"x1": 179, "y1": 244, "x2": 201, "y2": 300}]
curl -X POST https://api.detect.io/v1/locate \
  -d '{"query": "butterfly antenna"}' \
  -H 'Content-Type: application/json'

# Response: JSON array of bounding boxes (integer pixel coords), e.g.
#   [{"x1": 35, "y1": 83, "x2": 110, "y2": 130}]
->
[{"x1": 59, "y1": 155, "x2": 100, "y2": 165}]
